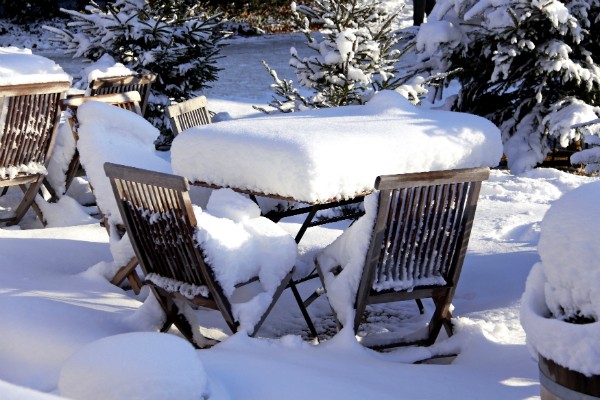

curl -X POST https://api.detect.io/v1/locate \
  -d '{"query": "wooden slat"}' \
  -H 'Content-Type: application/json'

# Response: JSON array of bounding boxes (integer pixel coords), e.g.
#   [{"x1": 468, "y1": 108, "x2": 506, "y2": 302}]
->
[
  {"x1": 0, "y1": 81, "x2": 71, "y2": 96},
  {"x1": 105, "y1": 163, "x2": 189, "y2": 192},
  {"x1": 375, "y1": 167, "x2": 490, "y2": 190}
]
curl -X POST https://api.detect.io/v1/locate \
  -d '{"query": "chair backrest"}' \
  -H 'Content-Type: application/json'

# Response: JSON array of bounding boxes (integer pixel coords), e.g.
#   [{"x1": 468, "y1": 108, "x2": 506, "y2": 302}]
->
[
  {"x1": 62, "y1": 91, "x2": 143, "y2": 139},
  {"x1": 0, "y1": 81, "x2": 70, "y2": 172},
  {"x1": 166, "y1": 96, "x2": 211, "y2": 136},
  {"x1": 104, "y1": 162, "x2": 237, "y2": 331},
  {"x1": 354, "y1": 167, "x2": 490, "y2": 331},
  {"x1": 89, "y1": 73, "x2": 155, "y2": 115}
]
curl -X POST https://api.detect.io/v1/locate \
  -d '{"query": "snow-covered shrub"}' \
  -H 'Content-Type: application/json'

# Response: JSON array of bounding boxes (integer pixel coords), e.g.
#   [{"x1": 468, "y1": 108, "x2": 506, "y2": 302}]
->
[
  {"x1": 261, "y1": 0, "x2": 405, "y2": 112},
  {"x1": 45, "y1": 0, "x2": 228, "y2": 145},
  {"x1": 520, "y1": 180, "x2": 600, "y2": 376},
  {"x1": 405, "y1": 0, "x2": 600, "y2": 173}
]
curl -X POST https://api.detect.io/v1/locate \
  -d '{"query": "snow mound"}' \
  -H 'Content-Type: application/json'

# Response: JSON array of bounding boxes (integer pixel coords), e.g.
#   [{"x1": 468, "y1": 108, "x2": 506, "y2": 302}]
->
[
  {"x1": 58, "y1": 332, "x2": 209, "y2": 400},
  {"x1": 538, "y1": 180, "x2": 600, "y2": 321}
]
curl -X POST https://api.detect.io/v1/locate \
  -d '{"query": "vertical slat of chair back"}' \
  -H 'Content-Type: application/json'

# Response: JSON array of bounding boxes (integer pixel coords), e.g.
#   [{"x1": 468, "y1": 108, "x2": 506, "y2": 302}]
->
[
  {"x1": 356, "y1": 167, "x2": 489, "y2": 330},
  {"x1": 0, "y1": 82, "x2": 69, "y2": 171},
  {"x1": 89, "y1": 74, "x2": 156, "y2": 116},
  {"x1": 166, "y1": 96, "x2": 211, "y2": 136}
]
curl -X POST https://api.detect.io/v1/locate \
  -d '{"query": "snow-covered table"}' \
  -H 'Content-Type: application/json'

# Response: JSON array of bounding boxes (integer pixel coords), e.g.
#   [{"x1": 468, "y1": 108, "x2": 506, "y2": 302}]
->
[
  {"x1": 0, "y1": 47, "x2": 71, "y2": 86},
  {"x1": 175, "y1": 90, "x2": 502, "y2": 338},
  {"x1": 171, "y1": 91, "x2": 502, "y2": 204},
  {"x1": 0, "y1": 48, "x2": 71, "y2": 225}
]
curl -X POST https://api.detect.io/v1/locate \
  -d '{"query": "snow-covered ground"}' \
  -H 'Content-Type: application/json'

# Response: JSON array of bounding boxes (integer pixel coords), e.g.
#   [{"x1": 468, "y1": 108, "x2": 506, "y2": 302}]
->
[{"x1": 1, "y1": 13, "x2": 599, "y2": 400}]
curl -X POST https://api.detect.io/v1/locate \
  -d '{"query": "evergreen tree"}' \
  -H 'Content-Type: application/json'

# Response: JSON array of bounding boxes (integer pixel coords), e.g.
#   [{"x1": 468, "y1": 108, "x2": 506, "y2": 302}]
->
[
  {"x1": 261, "y1": 0, "x2": 404, "y2": 112},
  {"x1": 1, "y1": 0, "x2": 59, "y2": 22},
  {"x1": 404, "y1": 0, "x2": 600, "y2": 173},
  {"x1": 46, "y1": 0, "x2": 228, "y2": 146}
]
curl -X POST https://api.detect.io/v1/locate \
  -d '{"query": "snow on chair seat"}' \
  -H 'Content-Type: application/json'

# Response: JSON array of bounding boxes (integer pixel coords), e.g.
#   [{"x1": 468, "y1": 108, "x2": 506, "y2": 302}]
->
[
  {"x1": 75, "y1": 101, "x2": 170, "y2": 293},
  {"x1": 104, "y1": 162, "x2": 296, "y2": 347},
  {"x1": 45, "y1": 91, "x2": 143, "y2": 201}
]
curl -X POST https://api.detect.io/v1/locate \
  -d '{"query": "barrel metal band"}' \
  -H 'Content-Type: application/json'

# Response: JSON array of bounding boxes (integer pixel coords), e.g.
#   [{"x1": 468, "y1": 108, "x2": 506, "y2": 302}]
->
[{"x1": 540, "y1": 369, "x2": 600, "y2": 400}]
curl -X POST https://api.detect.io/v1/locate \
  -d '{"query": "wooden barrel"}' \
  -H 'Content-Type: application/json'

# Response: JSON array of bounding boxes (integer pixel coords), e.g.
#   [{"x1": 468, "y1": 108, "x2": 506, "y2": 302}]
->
[{"x1": 539, "y1": 355, "x2": 600, "y2": 399}]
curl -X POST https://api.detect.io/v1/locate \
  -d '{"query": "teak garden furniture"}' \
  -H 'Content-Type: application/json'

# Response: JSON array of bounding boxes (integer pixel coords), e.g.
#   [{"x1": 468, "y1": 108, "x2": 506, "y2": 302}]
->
[
  {"x1": 88, "y1": 73, "x2": 155, "y2": 116},
  {"x1": 166, "y1": 95, "x2": 212, "y2": 136},
  {"x1": 0, "y1": 81, "x2": 70, "y2": 226},
  {"x1": 104, "y1": 162, "x2": 294, "y2": 348},
  {"x1": 313, "y1": 167, "x2": 490, "y2": 349}
]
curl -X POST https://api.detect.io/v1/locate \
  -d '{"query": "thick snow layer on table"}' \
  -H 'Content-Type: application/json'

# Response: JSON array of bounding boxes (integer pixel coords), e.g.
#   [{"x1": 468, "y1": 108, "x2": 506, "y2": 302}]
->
[
  {"x1": 0, "y1": 47, "x2": 70, "y2": 86},
  {"x1": 171, "y1": 90, "x2": 502, "y2": 203},
  {"x1": 76, "y1": 101, "x2": 170, "y2": 226}
]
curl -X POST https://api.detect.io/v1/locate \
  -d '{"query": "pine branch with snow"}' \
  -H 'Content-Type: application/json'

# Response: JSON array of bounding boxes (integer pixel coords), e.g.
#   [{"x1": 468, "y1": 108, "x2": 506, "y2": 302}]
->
[
  {"x1": 45, "y1": 0, "x2": 228, "y2": 145},
  {"x1": 261, "y1": 0, "x2": 405, "y2": 113},
  {"x1": 404, "y1": 0, "x2": 600, "y2": 173}
]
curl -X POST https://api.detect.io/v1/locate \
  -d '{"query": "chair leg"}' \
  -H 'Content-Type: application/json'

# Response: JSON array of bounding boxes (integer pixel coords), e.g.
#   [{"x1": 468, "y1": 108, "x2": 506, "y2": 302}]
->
[
  {"x1": 152, "y1": 286, "x2": 201, "y2": 349},
  {"x1": 110, "y1": 256, "x2": 142, "y2": 294},
  {"x1": 425, "y1": 292, "x2": 453, "y2": 345},
  {"x1": 416, "y1": 299, "x2": 425, "y2": 314},
  {"x1": 63, "y1": 152, "x2": 83, "y2": 198},
  {"x1": 10, "y1": 179, "x2": 46, "y2": 226},
  {"x1": 41, "y1": 178, "x2": 59, "y2": 203},
  {"x1": 249, "y1": 270, "x2": 294, "y2": 337},
  {"x1": 288, "y1": 279, "x2": 319, "y2": 338},
  {"x1": 442, "y1": 311, "x2": 454, "y2": 337}
]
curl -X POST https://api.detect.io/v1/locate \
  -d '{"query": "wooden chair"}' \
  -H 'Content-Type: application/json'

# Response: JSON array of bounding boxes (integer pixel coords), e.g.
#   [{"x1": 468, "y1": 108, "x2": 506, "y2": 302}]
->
[
  {"x1": 55, "y1": 93, "x2": 145, "y2": 294},
  {"x1": 89, "y1": 73, "x2": 156, "y2": 116},
  {"x1": 313, "y1": 167, "x2": 490, "y2": 349},
  {"x1": 104, "y1": 162, "x2": 294, "y2": 348},
  {"x1": 166, "y1": 95, "x2": 211, "y2": 136},
  {"x1": 0, "y1": 81, "x2": 70, "y2": 226},
  {"x1": 55, "y1": 91, "x2": 143, "y2": 200}
]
